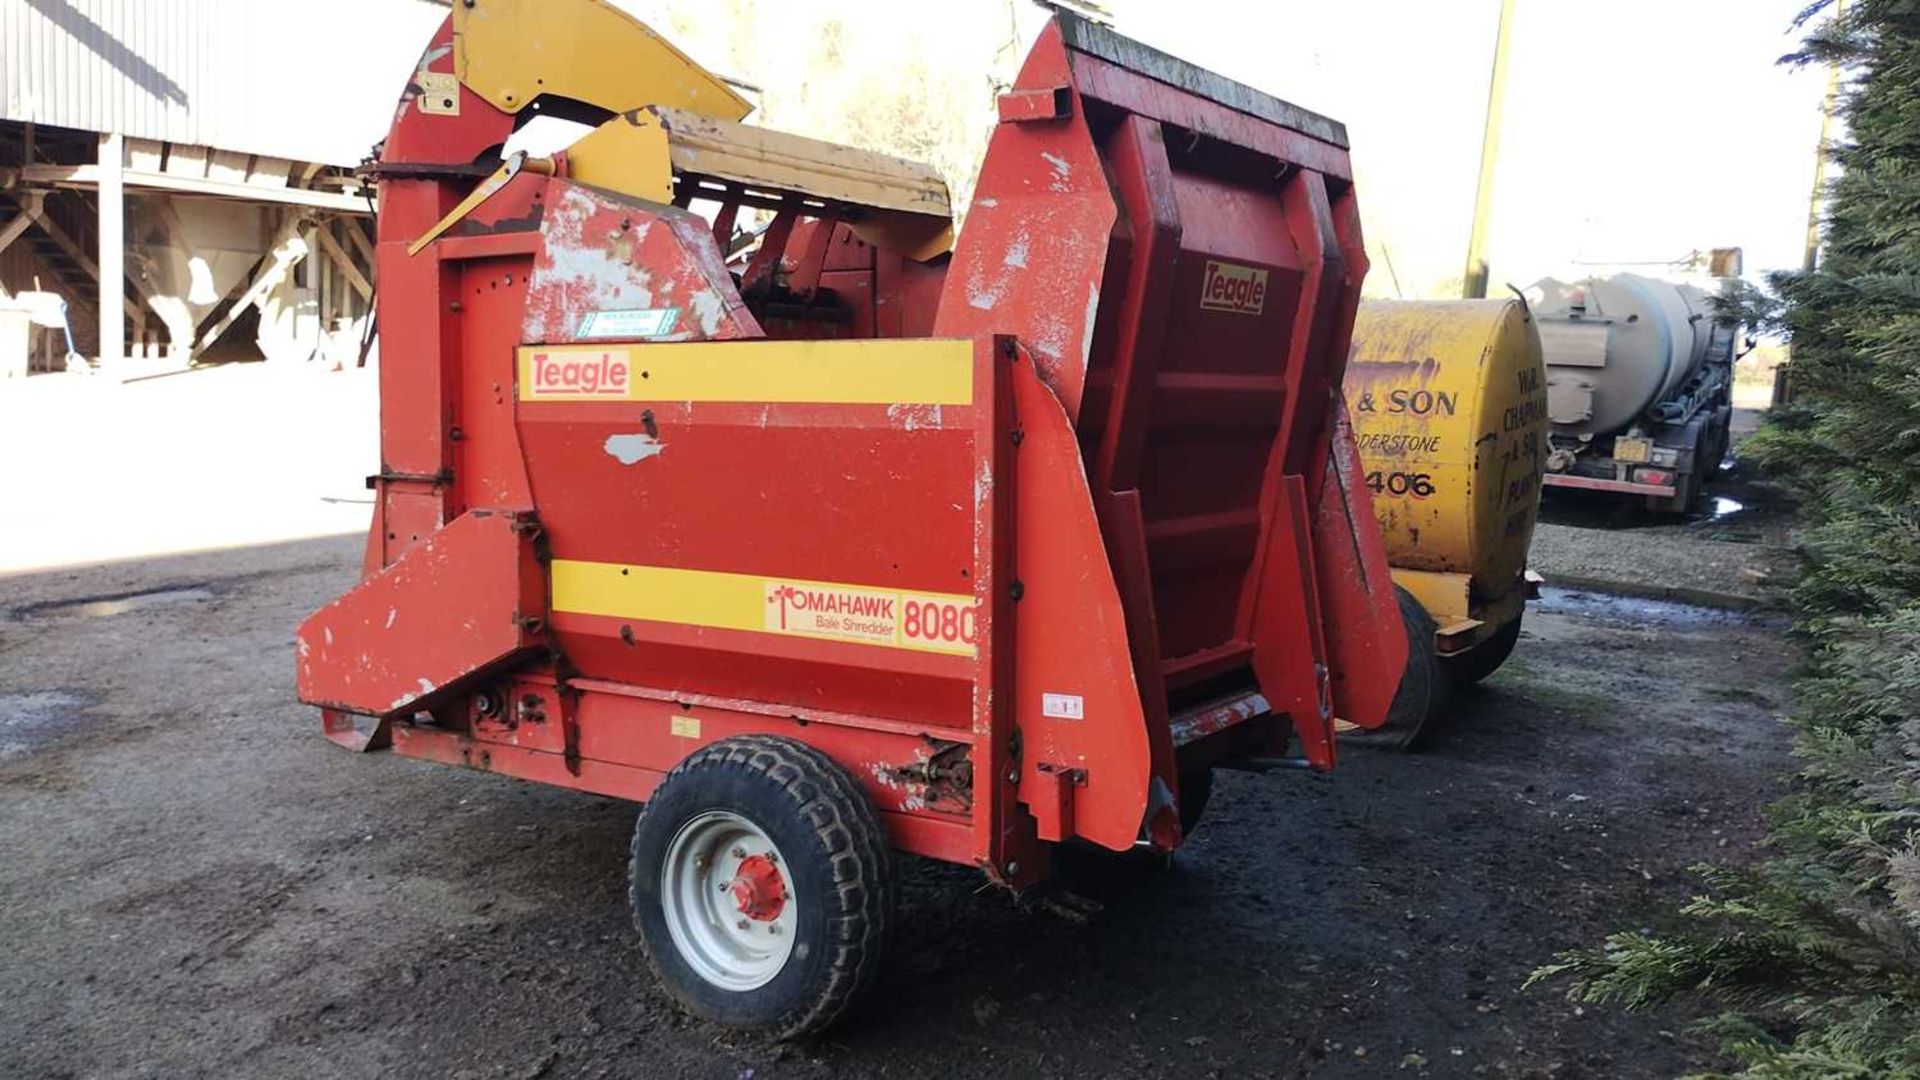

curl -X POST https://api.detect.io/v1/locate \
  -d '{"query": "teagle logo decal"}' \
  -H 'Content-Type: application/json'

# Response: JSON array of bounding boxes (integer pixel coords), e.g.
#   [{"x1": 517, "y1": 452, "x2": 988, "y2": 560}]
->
[
  {"x1": 1200, "y1": 260, "x2": 1268, "y2": 316},
  {"x1": 528, "y1": 349, "x2": 631, "y2": 397}
]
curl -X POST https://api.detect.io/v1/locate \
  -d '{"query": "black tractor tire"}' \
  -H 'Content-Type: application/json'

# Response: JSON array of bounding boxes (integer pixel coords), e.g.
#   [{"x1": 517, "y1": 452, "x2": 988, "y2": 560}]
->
[
  {"x1": 628, "y1": 735, "x2": 893, "y2": 1038},
  {"x1": 1440, "y1": 615, "x2": 1523, "y2": 685},
  {"x1": 1342, "y1": 585, "x2": 1448, "y2": 750}
]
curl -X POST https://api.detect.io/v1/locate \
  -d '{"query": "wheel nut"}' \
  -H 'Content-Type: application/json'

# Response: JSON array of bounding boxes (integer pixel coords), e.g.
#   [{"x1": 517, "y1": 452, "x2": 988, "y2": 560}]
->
[
  {"x1": 768, "y1": 924, "x2": 782, "y2": 936},
  {"x1": 736, "y1": 918, "x2": 750, "y2": 931},
  {"x1": 731, "y1": 846, "x2": 747, "y2": 858}
]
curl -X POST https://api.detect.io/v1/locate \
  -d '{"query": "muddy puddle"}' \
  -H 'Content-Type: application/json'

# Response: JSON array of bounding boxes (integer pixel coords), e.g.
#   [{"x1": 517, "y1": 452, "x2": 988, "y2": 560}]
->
[
  {"x1": 12, "y1": 585, "x2": 215, "y2": 620},
  {"x1": 0, "y1": 689, "x2": 94, "y2": 761},
  {"x1": 1533, "y1": 585, "x2": 1770, "y2": 628}
]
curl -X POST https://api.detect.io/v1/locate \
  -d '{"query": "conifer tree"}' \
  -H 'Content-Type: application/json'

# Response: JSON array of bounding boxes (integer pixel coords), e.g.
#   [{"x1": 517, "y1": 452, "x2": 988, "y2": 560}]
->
[{"x1": 1530, "y1": 3, "x2": 1920, "y2": 1076}]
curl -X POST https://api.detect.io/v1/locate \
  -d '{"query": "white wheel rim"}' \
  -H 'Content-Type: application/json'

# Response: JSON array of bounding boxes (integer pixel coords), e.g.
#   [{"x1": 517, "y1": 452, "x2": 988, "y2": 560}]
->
[{"x1": 660, "y1": 810, "x2": 797, "y2": 992}]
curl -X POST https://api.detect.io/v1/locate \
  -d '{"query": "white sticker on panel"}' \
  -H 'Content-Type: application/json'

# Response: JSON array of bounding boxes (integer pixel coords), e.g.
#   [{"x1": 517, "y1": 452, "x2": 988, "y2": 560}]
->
[{"x1": 1042, "y1": 693, "x2": 1084, "y2": 720}]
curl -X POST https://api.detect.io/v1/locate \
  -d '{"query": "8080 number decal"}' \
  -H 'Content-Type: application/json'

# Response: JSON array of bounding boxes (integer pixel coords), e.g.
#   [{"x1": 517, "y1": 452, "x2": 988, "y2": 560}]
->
[
  {"x1": 1366, "y1": 470, "x2": 1437, "y2": 498},
  {"x1": 902, "y1": 596, "x2": 977, "y2": 651}
]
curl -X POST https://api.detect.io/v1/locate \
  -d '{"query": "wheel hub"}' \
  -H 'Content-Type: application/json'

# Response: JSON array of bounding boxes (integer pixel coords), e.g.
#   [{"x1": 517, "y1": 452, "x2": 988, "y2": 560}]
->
[
  {"x1": 659, "y1": 811, "x2": 798, "y2": 991},
  {"x1": 728, "y1": 853, "x2": 787, "y2": 921}
]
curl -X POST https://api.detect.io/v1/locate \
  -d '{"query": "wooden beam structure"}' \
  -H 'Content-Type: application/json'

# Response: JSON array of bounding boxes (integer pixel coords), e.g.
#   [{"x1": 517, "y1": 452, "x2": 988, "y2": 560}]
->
[
  {"x1": 0, "y1": 191, "x2": 44, "y2": 256},
  {"x1": 340, "y1": 216, "x2": 376, "y2": 269},
  {"x1": 21, "y1": 196, "x2": 142, "y2": 322},
  {"x1": 314, "y1": 221, "x2": 372, "y2": 301},
  {"x1": 196, "y1": 212, "x2": 312, "y2": 353},
  {"x1": 16, "y1": 163, "x2": 375, "y2": 214},
  {"x1": 99, "y1": 132, "x2": 125, "y2": 365}
]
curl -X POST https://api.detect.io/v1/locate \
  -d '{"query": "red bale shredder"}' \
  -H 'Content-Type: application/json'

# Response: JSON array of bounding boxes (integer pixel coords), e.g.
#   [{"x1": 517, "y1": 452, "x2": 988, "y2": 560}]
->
[{"x1": 297, "y1": 0, "x2": 1408, "y2": 1036}]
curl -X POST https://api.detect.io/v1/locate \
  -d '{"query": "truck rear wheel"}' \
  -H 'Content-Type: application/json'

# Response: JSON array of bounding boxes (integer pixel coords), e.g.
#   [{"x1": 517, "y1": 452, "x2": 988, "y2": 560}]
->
[
  {"x1": 629, "y1": 735, "x2": 892, "y2": 1038},
  {"x1": 1440, "y1": 616, "x2": 1522, "y2": 685},
  {"x1": 1343, "y1": 586, "x2": 1448, "y2": 750}
]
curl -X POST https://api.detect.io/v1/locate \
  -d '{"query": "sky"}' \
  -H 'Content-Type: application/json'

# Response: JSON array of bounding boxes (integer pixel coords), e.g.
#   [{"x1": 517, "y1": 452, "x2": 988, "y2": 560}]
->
[
  {"x1": 608, "y1": 0, "x2": 1837, "y2": 299},
  {"x1": 1110, "y1": 0, "x2": 1835, "y2": 296}
]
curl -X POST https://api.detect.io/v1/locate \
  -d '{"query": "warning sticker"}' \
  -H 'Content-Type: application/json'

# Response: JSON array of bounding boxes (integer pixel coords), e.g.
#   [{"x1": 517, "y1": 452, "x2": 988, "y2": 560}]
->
[
  {"x1": 1042, "y1": 693, "x2": 1085, "y2": 720},
  {"x1": 764, "y1": 581, "x2": 977, "y2": 656},
  {"x1": 578, "y1": 307, "x2": 681, "y2": 339}
]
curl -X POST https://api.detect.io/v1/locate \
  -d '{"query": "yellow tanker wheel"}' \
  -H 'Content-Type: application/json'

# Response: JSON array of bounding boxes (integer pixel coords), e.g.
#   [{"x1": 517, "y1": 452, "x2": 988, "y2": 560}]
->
[
  {"x1": 1343, "y1": 586, "x2": 1450, "y2": 750},
  {"x1": 1441, "y1": 617, "x2": 1523, "y2": 685}
]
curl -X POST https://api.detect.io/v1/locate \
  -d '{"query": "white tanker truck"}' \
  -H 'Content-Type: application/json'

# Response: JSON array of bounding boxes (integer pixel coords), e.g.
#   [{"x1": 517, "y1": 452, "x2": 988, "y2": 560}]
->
[{"x1": 1526, "y1": 259, "x2": 1745, "y2": 513}]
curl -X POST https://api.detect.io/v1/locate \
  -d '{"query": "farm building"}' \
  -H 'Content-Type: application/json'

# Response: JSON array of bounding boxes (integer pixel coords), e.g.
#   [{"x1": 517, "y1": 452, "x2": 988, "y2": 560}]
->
[{"x1": 0, "y1": 0, "x2": 446, "y2": 376}]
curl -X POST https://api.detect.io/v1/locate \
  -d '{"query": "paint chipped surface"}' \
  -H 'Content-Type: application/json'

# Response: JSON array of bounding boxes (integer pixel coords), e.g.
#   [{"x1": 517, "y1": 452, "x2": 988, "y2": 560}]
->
[
  {"x1": 1079, "y1": 283, "x2": 1101, "y2": 373},
  {"x1": 522, "y1": 182, "x2": 762, "y2": 345},
  {"x1": 603, "y1": 433, "x2": 666, "y2": 465},
  {"x1": 866, "y1": 760, "x2": 929, "y2": 813},
  {"x1": 886, "y1": 403, "x2": 944, "y2": 431}
]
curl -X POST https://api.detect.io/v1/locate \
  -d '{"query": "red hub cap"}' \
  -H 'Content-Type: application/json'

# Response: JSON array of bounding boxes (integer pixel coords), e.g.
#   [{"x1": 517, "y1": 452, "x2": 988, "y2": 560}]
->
[{"x1": 728, "y1": 853, "x2": 787, "y2": 921}]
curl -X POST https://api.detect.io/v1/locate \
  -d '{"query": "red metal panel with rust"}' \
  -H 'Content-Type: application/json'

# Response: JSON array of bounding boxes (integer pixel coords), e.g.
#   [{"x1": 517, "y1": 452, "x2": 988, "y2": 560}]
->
[
  {"x1": 523, "y1": 184, "x2": 760, "y2": 346},
  {"x1": 1249, "y1": 475, "x2": 1335, "y2": 765},
  {"x1": 381, "y1": 19, "x2": 513, "y2": 170},
  {"x1": 512, "y1": 338, "x2": 1022, "y2": 868},
  {"x1": 296, "y1": 510, "x2": 546, "y2": 718},
  {"x1": 935, "y1": 15, "x2": 1404, "y2": 782},
  {"x1": 1005, "y1": 353, "x2": 1155, "y2": 853},
  {"x1": 453, "y1": 256, "x2": 536, "y2": 514},
  {"x1": 1312, "y1": 400, "x2": 1405, "y2": 733},
  {"x1": 933, "y1": 22, "x2": 1116, "y2": 418},
  {"x1": 519, "y1": 389, "x2": 987, "y2": 729}
]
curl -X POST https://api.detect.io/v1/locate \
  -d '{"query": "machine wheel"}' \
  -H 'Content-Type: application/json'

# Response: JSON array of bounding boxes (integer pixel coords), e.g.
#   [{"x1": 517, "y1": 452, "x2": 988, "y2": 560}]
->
[
  {"x1": 1440, "y1": 616, "x2": 1523, "y2": 685},
  {"x1": 629, "y1": 735, "x2": 893, "y2": 1038},
  {"x1": 1343, "y1": 586, "x2": 1448, "y2": 750}
]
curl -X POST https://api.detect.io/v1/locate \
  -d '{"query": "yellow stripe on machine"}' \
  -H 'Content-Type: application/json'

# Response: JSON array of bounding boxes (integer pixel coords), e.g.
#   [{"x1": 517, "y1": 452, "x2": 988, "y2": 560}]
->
[
  {"x1": 517, "y1": 339, "x2": 974, "y2": 405},
  {"x1": 551, "y1": 560, "x2": 979, "y2": 657}
]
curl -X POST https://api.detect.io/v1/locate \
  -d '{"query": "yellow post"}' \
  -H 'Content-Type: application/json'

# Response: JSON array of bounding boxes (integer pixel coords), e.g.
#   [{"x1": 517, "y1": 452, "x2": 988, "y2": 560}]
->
[
  {"x1": 1462, "y1": 0, "x2": 1516, "y2": 299},
  {"x1": 1802, "y1": 0, "x2": 1845, "y2": 273}
]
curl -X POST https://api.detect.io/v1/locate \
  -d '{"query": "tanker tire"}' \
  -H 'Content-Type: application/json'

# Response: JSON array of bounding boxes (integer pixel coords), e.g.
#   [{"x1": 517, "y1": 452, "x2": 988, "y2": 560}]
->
[
  {"x1": 629, "y1": 735, "x2": 893, "y2": 1039},
  {"x1": 1342, "y1": 586, "x2": 1448, "y2": 750},
  {"x1": 1440, "y1": 615, "x2": 1522, "y2": 685}
]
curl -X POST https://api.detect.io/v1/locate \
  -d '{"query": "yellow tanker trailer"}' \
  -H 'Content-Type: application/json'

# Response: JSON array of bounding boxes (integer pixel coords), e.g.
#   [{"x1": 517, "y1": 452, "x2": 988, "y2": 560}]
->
[{"x1": 1342, "y1": 298, "x2": 1548, "y2": 746}]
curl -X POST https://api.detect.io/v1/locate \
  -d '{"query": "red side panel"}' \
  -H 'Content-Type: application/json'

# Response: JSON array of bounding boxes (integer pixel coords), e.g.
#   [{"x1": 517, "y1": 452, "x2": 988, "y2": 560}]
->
[
  {"x1": 296, "y1": 510, "x2": 547, "y2": 717},
  {"x1": 523, "y1": 184, "x2": 760, "y2": 346},
  {"x1": 936, "y1": 17, "x2": 1403, "y2": 787},
  {"x1": 1008, "y1": 353, "x2": 1154, "y2": 852},
  {"x1": 1314, "y1": 400, "x2": 1406, "y2": 731},
  {"x1": 933, "y1": 22, "x2": 1116, "y2": 418}
]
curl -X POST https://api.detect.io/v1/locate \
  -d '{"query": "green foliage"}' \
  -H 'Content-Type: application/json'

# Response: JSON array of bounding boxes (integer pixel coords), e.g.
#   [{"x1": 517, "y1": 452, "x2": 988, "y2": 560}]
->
[{"x1": 1529, "y1": 2, "x2": 1920, "y2": 1075}]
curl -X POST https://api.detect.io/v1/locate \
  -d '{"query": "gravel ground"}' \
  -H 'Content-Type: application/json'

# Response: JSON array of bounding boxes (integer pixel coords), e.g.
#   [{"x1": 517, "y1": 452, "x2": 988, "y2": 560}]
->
[
  {"x1": 0, "y1": 373, "x2": 1799, "y2": 1077},
  {"x1": 1529, "y1": 409, "x2": 1796, "y2": 607},
  {"x1": 0, "y1": 533, "x2": 1794, "y2": 1079}
]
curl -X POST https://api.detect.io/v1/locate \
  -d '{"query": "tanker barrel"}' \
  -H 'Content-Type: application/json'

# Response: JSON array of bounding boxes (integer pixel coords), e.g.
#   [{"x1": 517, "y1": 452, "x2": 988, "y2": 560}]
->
[
  {"x1": 1344, "y1": 299, "x2": 1548, "y2": 600},
  {"x1": 1526, "y1": 272, "x2": 1714, "y2": 440}
]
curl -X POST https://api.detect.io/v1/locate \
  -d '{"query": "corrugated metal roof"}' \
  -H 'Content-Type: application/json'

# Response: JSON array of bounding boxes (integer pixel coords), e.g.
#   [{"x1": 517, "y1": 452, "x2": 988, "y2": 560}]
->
[{"x1": 2, "y1": 0, "x2": 449, "y2": 166}]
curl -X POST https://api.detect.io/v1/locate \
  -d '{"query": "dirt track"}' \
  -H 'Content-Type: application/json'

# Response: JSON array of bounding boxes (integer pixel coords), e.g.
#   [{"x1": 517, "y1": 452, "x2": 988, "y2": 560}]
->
[{"x1": 0, "y1": 528, "x2": 1791, "y2": 1079}]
